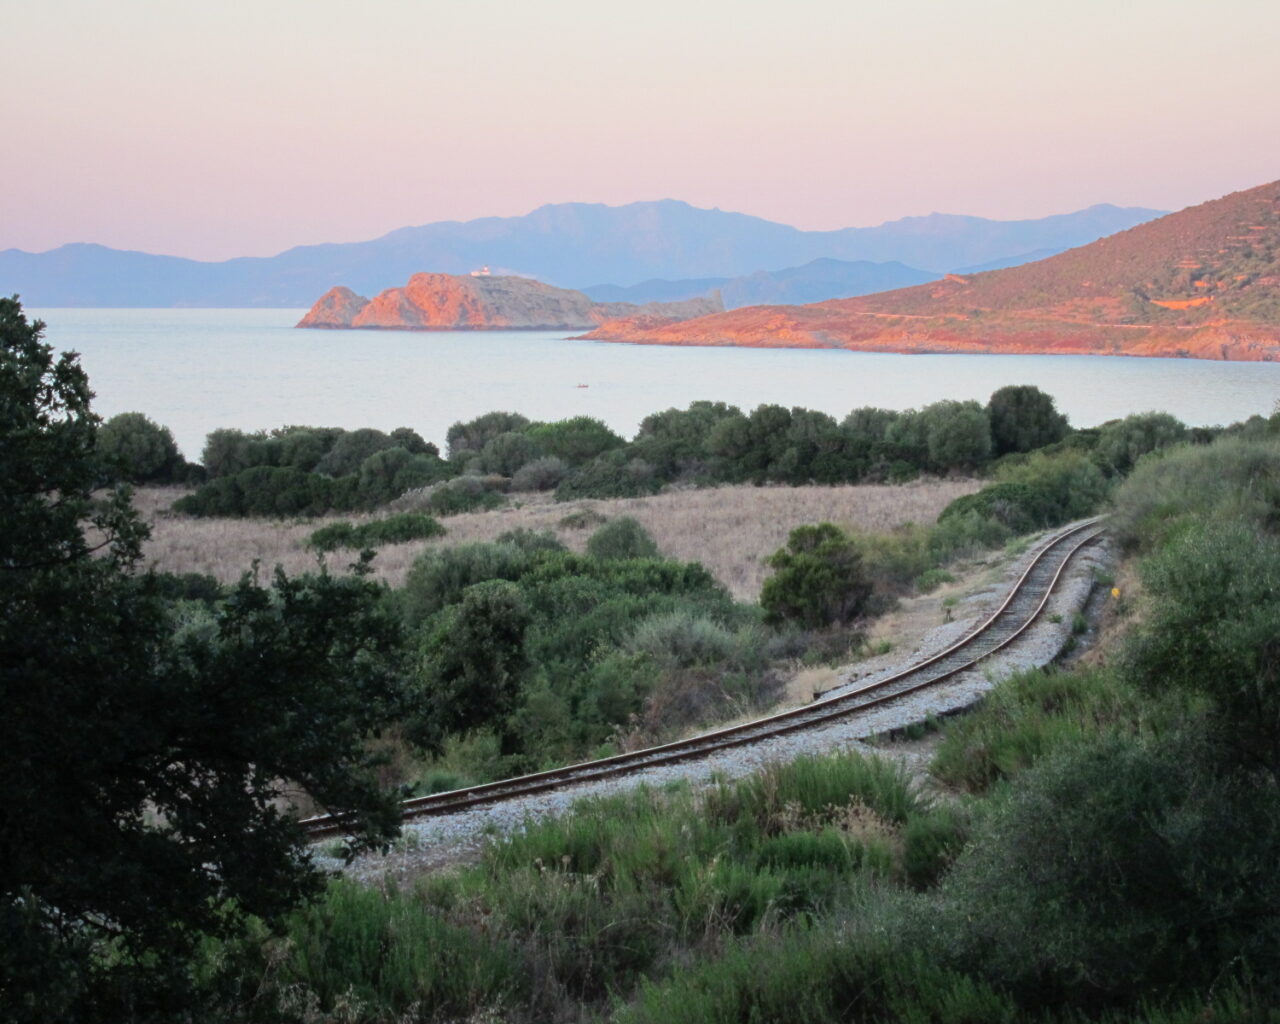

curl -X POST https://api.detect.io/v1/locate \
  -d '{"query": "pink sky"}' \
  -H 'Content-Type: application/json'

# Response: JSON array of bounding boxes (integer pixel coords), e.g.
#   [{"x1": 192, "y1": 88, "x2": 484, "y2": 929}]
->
[{"x1": 5, "y1": 0, "x2": 1279, "y2": 260}]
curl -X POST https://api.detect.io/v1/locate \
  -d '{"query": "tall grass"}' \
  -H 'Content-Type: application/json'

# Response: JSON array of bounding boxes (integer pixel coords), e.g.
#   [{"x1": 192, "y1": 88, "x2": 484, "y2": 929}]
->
[{"x1": 136, "y1": 479, "x2": 980, "y2": 600}]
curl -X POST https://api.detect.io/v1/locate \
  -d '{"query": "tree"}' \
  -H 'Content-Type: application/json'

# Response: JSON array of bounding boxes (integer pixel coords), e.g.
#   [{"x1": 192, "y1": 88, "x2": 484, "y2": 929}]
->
[
  {"x1": 445, "y1": 411, "x2": 531, "y2": 463},
  {"x1": 525, "y1": 416, "x2": 625, "y2": 467},
  {"x1": 760, "y1": 523, "x2": 872, "y2": 628},
  {"x1": 1094, "y1": 411, "x2": 1187, "y2": 475},
  {"x1": 97, "y1": 411, "x2": 184, "y2": 483},
  {"x1": 0, "y1": 298, "x2": 414, "y2": 1020},
  {"x1": 417, "y1": 580, "x2": 530, "y2": 751},
  {"x1": 986, "y1": 385, "x2": 1069, "y2": 456},
  {"x1": 920, "y1": 400, "x2": 992, "y2": 472}
]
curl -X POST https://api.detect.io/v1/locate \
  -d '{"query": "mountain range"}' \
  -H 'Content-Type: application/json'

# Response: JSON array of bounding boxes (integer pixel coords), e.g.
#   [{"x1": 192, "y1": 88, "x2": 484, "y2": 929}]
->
[
  {"x1": 581, "y1": 258, "x2": 939, "y2": 309},
  {"x1": 583, "y1": 180, "x2": 1280, "y2": 362},
  {"x1": 1, "y1": 200, "x2": 1163, "y2": 308}
]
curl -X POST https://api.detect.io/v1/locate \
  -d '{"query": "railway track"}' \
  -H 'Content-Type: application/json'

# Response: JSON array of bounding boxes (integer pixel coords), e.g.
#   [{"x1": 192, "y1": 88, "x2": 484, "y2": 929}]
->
[{"x1": 303, "y1": 517, "x2": 1105, "y2": 838}]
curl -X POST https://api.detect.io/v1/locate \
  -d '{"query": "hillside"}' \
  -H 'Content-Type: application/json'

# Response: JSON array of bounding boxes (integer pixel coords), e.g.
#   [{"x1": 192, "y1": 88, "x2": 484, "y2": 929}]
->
[
  {"x1": 584, "y1": 181, "x2": 1280, "y2": 362},
  {"x1": 2, "y1": 200, "x2": 1162, "y2": 307},
  {"x1": 296, "y1": 273, "x2": 721, "y2": 330},
  {"x1": 583, "y1": 258, "x2": 939, "y2": 309}
]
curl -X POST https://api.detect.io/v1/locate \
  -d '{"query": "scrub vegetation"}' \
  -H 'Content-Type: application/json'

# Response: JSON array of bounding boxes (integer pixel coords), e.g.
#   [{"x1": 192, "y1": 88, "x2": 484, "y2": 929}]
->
[{"x1": 7, "y1": 293, "x2": 1280, "y2": 1023}]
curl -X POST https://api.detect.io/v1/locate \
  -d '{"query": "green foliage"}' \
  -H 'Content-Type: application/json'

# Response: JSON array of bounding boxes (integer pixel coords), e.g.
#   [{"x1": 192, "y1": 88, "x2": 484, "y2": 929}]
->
[
  {"x1": 417, "y1": 580, "x2": 530, "y2": 748},
  {"x1": 1109, "y1": 435, "x2": 1280, "y2": 552},
  {"x1": 761, "y1": 523, "x2": 873, "y2": 628},
  {"x1": 356, "y1": 446, "x2": 452, "y2": 506},
  {"x1": 914, "y1": 567, "x2": 954, "y2": 593},
  {"x1": 174, "y1": 464, "x2": 349, "y2": 517},
  {"x1": 555, "y1": 448, "x2": 660, "y2": 499},
  {"x1": 525, "y1": 415, "x2": 625, "y2": 466},
  {"x1": 632, "y1": 400, "x2": 743, "y2": 477},
  {"x1": 97, "y1": 411, "x2": 185, "y2": 483},
  {"x1": 986, "y1": 384, "x2": 1069, "y2": 456},
  {"x1": 585, "y1": 516, "x2": 660, "y2": 560},
  {"x1": 445, "y1": 410, "x2": 530, "y2": 462},
  {"x1": 419, "y1": 474, "x2": 506, "y2": 516},
  {"x1": 1094, "y1": 411, "x2": 1188, "y2": 475},
  {"x1": 939, "y1": 735, "x2": 1280, "y2": 1009},
  {"x1": 314, "y1": 427, "x2": 399, "y2": 477},
  {"x1": 0, "y1": 299, "x2": 419, "y2": 1021},
  {"x1": 475, "y1": 429, "x2": 542, "y2": 475},
  {"x1": 261, "y1": 880, "x2": 525, "y2": 1020},
  {"x1": 510, "y1": 454, "x2": 568, "y2": 491},
  {"x1": 921, "y1": 399, "x2": 993, "y2": 471},
  {"x1": 307, "y1": 512, "x2": 446, "y2": 552},
  {"x1": 940, "y1": 450, "x2": 1108, "y2": 533},
  {"x1": 930, "y1": 666, "x2": 1149, "y2": 792},
  {"x1": 1125, "y1": 518, "x2": 1280, "y2": 775}
]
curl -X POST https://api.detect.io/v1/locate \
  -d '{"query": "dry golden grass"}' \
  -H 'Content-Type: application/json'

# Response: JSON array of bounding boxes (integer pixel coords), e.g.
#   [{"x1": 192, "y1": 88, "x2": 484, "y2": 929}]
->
[{"x1": 135, "y1": 478, "x2": 981, "y2": 601}]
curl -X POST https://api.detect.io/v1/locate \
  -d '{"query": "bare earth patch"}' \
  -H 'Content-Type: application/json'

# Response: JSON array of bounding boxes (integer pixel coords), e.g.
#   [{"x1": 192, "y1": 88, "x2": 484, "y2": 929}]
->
[{"x1": 135, "y1": 478, "x2": 981, "y2": 601}]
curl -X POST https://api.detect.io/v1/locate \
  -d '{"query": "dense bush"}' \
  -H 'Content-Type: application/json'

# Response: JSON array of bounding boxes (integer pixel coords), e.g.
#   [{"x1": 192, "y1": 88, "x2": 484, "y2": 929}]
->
[
  {"x1": 939, "y1": 735, "x2": 1280, "y2": 1010},
  {"x1": 445, "y1": 411, "x2": 530, "y2": 463},
  {"x1": 1125, "y1": 518, "x2": 1280, "y2": 776},
  {"x1": 1109, "y1": 435, "x2": 1280, "y2": 551},
  {"x1": 510, "y1": 455, "x2": 568, "y2": 492},
  {"x1": 526, "y1": 415, "x2": 625, "y2": 466},
  {"x1": 555, "y1": 449, "x2": 660, "y2": 500},
  {"x1": 1094, "y1": 411, "x2": 1188, "y2": 475},
  {"x1": 987, "y1": 384, "x2": 1070, "y2": 455},
  {"x1": 307, "y1": 513, "x2": 446, "y2": 552},
  {"x1": 585, "y1": 516, "x2": 660, "y2": 560},
  {"x1": 97, "y1": 411, "x2": 185, "y2": 483},
  {"x1": 761, "y1": 523, "x2": 872, "y2": 628}
]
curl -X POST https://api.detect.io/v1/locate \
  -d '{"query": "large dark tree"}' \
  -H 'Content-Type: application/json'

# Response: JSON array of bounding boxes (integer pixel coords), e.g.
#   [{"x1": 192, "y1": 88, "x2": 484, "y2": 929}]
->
[
  {"x1": 986, "y1": 385, "x2": 1070, "y2": 457},
  {"x1": 0, "y1": 298, "x2": 414, "y2": 1022}
]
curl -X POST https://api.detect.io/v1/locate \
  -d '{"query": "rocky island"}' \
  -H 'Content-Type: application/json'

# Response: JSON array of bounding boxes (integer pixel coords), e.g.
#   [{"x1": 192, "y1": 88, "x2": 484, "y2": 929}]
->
[
  {"x1": 296, "y1": 272, "x2": 721, "y2": 331},
  {"x1": 582, "y1": 180, "x2": 1280, "y2": 362}
]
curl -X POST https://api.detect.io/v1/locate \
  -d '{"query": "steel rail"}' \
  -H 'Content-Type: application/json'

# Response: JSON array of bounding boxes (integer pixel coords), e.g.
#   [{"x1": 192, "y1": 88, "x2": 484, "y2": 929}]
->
[{"x1": 303, "y1": 517, "x2": 1104, "y2": 837}]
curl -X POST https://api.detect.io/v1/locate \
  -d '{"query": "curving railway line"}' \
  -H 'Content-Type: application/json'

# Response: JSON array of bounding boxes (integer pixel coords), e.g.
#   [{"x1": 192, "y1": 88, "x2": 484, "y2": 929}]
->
[{"x1": 303, "y1": 517, "x2": 1105, "y2": 839}]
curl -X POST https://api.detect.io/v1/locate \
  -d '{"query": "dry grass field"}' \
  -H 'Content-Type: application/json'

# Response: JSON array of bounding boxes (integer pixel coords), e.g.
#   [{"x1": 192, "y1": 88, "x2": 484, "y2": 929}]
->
[{"x1": 135, "y1": 478, "x2": 981, "y2": 602}]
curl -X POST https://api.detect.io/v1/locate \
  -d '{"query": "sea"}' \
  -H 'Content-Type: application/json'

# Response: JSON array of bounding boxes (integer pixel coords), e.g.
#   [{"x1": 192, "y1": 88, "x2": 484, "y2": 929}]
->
[{"x1": 31, "y1": 308, "x2": 1280, "y2": 463}]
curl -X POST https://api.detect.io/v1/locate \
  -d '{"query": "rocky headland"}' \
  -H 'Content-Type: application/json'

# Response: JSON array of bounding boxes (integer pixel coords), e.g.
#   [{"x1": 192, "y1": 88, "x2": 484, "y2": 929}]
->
[
  {"x1": 582, "y1": 180, "x2": 1280, "y2": 362},
  {"x1": 297, "y1": 273, "x2": 722, "y2": 330}
]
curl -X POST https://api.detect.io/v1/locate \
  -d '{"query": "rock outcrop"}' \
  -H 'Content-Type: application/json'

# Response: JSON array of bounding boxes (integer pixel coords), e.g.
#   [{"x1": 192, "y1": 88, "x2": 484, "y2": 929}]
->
[
  {"x1": 296, "y1": 273, "x2": 721, "y2": 330},
  {"x1": 297, "y1": 286, "x2": 370, "y2": 327},
  {"x1": 582, "y1": 180, "x2": 1280, "y2": 362}
]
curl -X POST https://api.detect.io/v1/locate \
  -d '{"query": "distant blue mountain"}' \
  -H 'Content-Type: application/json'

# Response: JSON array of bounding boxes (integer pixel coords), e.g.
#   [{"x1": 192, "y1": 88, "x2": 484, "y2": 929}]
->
[
  {"x1": 582, "y1": 258, "x2": 940, "y2": 309},
  {"x1": 1, "y1": 199, "x2": 1165, "y2": 307}
]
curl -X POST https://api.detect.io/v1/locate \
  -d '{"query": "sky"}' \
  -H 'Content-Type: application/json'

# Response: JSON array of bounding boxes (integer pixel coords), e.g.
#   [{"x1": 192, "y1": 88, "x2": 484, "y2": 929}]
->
[{"x1": 4, "y1": 0, "x2": 1279, "y2": 261}]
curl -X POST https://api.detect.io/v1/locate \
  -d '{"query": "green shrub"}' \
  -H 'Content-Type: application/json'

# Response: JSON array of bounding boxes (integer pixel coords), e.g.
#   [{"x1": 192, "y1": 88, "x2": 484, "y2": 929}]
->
[
  {"x1": 445, "y1": 411, "x2": 531, "y2": 462},
  {"x1": 761, "y1": 523, "x2": 872, "y2": 628},
  {"x1": 1109, "y1": 435, "x2": 1280, "y2": 552},
  {"x1": 420, "y1": 476, "x2": 505, "y2": 516},
  {"x1": 939, "y1": 735, "x2": 1280, "y2": 1009},
  {"x1": 915, "y1": 568, "x2": 955, "y2": 593},
  {"x1": 1125, "y1": 518, "x2": 1280, "y2": 776},
  {"x1": 930, "y1": 666, "x2": 1145, "y2": 792},
  {"x1": 525, "y1": 415, "x2": 625, "y2": 466},
  {"x1": 264, "y1": 880, "x2": 524, "y2": 1019},
  {"x1": 510, "y1": 455, "x2": 568, "y2": 491},
  {"x1": 307, "y1": 513, "x2": 445, "y2": 552},
  {"x1": 1094, "y1": 411, "x2": 1188, "y2": 475},
  {"x1": 586, "y1": 516, "x2": 660, "y2": 560},
  {"x1": 98, "y1": 411, "x2": 184, "y2": 484},
  {"x1": 555, "y1": 449, "x2": 661, "y2": 499}
]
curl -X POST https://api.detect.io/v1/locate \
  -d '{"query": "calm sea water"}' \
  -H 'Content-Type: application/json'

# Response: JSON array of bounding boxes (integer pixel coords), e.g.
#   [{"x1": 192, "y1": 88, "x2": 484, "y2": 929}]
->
[{"x1": 32, "y1": 308, "x2": 1280, "y2": 462}]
